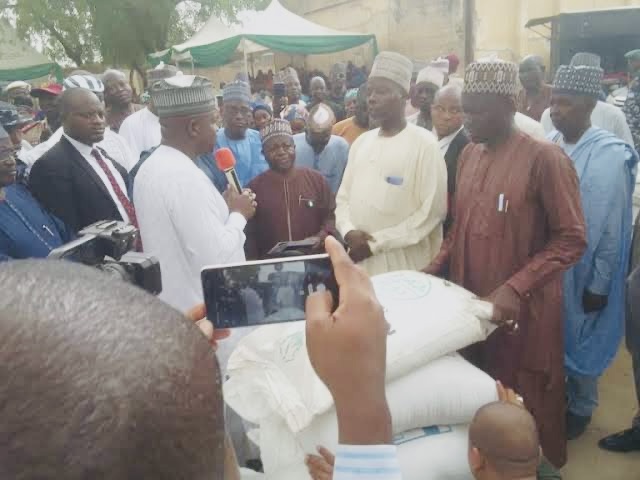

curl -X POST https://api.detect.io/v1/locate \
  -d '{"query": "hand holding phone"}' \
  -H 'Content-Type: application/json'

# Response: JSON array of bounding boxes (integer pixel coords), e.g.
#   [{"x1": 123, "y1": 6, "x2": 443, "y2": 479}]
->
[
  {"x1": 306, "y1": 236, "x2": 392, "y2": 445},
  {"x1": 202, "y1": 254, "x2": 338, "y2": 329}
]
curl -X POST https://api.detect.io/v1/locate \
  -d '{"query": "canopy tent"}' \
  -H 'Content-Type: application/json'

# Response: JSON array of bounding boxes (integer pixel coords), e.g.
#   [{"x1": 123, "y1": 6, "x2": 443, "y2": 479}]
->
[
  {"x1": 149, "y1": 0, "x2": 377, "y2": 69},
  {"x1": 0, "y1": 19, "x2": 62, "y2": 83}
]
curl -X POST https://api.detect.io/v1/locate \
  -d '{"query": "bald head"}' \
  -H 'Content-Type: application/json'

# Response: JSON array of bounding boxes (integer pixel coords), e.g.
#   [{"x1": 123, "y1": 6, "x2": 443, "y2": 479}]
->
[
  {"x1": 519, "y1": 55, "x2": 546, "y2": 92},
  {"x1": 469, "y1": 402, "x2": 540, "y2": 479},
  {"x1": 0, "y1": 260, "x2": 225, "y2": 479},
  {"x1": 59, "y1": 88, "x2": 106, "y2": 145}
]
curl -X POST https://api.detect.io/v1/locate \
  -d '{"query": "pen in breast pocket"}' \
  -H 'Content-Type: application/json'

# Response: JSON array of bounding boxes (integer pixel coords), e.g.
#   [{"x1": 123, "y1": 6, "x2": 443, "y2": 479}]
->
[{"x1": 498, "y1": 194, "x2": 504, "y2": 212}]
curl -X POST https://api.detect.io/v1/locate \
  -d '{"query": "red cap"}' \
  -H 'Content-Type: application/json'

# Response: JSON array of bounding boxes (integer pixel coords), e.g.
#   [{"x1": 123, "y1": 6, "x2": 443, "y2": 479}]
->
[
  {"x1": 30, "y1": 83, "x2": 63, "y2": 98},
  {"x1": 215, "y1": 148, "x2": 236, "y2": 171}
]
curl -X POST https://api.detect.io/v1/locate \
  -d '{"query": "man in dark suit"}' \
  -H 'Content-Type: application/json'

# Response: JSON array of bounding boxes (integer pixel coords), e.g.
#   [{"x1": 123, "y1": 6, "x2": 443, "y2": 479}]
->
[
  {"x1": 29, "y1": 88, "x2": 136, "y2": 233},
  {"x1": 431, "y1": 84, "x2": 469, "y2": 232}
]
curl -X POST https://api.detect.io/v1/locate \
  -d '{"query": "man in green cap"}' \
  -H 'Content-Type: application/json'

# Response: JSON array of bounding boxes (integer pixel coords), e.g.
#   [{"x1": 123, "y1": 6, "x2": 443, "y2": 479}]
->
[{"x1": 623, "y1": 49, "x2": 640, "y2": 151}]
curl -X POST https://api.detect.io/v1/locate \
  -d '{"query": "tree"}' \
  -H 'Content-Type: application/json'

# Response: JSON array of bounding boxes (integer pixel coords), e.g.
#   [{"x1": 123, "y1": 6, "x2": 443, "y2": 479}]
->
[{"x1": 1, "y1": 0, "x2": 269, "y2": 67}]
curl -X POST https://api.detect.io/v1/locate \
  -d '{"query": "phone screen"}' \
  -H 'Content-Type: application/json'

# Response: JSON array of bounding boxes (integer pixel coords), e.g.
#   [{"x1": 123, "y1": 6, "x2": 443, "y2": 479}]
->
[{"x1": 202, "y1": 255, "x2": 338, "y2": 329}]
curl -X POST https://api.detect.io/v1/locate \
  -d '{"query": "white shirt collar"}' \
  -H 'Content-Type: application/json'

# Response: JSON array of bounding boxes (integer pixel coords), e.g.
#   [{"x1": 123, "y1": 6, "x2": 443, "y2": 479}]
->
[
  {"x1": 436, "y1": 126, "x2": 464, "y2": 154},
  {"x1": 63, "y1": 132, "x2": 95, "y2": 157}
]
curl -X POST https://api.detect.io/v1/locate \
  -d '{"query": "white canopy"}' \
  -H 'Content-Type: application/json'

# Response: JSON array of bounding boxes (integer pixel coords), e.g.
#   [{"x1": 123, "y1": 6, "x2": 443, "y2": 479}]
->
[{"x1": 150, "y1": 0, "x2": 376, "y2": 69}]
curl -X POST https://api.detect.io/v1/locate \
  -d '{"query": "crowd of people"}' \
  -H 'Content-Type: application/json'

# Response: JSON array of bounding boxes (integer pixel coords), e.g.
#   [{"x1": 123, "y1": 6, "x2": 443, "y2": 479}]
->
[{"x1": 2, "y1": 42, "x2": 640, "y2": 479}]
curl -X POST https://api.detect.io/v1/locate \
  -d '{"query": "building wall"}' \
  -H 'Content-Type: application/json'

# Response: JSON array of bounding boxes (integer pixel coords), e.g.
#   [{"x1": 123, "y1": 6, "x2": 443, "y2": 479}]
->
[
  {"x1": 475, "y1": 0, "x2": 640, "y2": 66},
  {"x1": 284, "y1": 0, "x2": 640, "y2": 74},
  {"x1": 282, "y1": 0, "x2": 465, "y2": 72}
]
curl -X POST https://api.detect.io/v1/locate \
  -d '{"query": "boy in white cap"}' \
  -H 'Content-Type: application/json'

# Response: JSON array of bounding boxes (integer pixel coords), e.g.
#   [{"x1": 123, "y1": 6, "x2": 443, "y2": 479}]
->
[{"x1": 336, "y1": 51, "x2": 447, "y2": 276}]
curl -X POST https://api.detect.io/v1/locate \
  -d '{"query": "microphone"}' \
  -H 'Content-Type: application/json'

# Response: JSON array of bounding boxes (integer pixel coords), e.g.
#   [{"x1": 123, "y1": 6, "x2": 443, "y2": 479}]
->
[{"x1": 215, "y1": 148, "x2": 242, "y2": 194}]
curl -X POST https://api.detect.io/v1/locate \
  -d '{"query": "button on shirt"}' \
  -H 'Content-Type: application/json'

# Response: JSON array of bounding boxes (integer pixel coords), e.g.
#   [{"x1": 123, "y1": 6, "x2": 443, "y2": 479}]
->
[{"x1": 63, "y1": 133, "x2": 131, "y2": 223}]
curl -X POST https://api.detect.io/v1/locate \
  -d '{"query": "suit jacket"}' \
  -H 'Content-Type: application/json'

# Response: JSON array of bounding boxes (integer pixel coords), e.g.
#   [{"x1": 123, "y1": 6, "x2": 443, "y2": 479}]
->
[
  {"x1": 29, "y1": 136, "x2": 130, "y2": 233},
  {"x1": 444, "y1": 128, "x2": 470, "y2": 196},
  {"x1": 443, "y1": 128, "x2": 470, "y2": 234}
]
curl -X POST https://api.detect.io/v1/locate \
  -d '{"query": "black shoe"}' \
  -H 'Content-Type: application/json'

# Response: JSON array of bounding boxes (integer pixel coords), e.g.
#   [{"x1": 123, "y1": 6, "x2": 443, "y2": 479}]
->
[
  {"x1": 598, "y1": 428, "x2": 640, "y2": 453},
  {"x1": 566, "y1": 411, "x2": 591, "y2": 440}
]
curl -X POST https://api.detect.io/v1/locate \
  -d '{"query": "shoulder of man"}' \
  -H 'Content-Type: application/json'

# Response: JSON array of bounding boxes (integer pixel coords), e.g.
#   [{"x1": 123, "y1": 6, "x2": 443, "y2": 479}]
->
[{"x1": 329, "y1": 135, "x2": 349, "y2": 149}]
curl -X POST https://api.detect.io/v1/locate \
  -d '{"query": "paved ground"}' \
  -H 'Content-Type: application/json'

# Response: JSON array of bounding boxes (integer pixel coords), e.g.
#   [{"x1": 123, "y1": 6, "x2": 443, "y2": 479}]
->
[{"x1": 561, "y1": 347, "x2": 640, "y2": 479}]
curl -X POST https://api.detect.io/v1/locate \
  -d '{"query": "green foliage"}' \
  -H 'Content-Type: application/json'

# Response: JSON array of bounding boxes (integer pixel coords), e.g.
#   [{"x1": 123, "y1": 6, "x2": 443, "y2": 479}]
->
[{"x1": 1, "y1": 0, "x2": 269, "y2": 67}]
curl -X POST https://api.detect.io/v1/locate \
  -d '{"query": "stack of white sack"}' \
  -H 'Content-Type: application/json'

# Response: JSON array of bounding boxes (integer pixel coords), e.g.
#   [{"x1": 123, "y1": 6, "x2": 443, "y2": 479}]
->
[{"x1": 224, "y1": 271, "x2": 497, "y2": 479}]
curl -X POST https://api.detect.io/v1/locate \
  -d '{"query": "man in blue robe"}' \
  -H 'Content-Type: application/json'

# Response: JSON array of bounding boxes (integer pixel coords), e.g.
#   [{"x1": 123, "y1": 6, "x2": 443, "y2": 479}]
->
[
  {"x1": 196, "y1": 81, "x2": 268, "y2": 193},
  {"x1": 293, "y1": 103, "x2": 349, "y2": 194},
  {"x1": 548, "y1": 63, "x2": 639, "y2": 440}
]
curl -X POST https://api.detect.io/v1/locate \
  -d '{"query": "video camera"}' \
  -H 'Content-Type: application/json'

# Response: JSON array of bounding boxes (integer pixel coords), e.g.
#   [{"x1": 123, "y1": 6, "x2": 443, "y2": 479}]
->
[{"x1": 48, "y1": 220, "x2": 162, "y2": 295}]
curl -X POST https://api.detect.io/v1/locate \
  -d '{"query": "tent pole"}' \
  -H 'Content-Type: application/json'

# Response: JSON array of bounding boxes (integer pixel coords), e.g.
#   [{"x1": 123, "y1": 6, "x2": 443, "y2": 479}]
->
[{"x1": 243, "y1": 38, "x2": 249, "y2": 81}]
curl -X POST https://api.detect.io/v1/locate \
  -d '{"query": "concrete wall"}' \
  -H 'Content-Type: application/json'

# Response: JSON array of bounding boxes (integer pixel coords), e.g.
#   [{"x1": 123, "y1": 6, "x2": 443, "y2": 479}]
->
[
  {"x1": 283, "y1": 0, "x2": 640, "y2": 74},
  {"x1": 475, "y1": 0, "x2": 640, "y2": 65},
  {"x1": 283, "y1": 0, "x2": 465, "y2": 72}
]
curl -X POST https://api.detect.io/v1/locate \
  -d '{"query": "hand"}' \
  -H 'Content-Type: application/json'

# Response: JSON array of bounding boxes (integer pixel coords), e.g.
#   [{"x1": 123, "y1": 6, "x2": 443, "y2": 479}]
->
[
  {"x1": 496, "y1": 381, "x2": 525, "y2": 409},
  {"x1": 421, "y1": 261, "x2": 442, "y2": 276},
  {"x1": 583, "y1": 289, "x2": 608, "y2": 313},
  {"x1": 186, "y1": 304, "x2": 231, "y2": 351},
  {"x1": 344, "y1": 230, "x2": 373, "y2": 249},
  {"x1": 223, "y1": 186, "x2": 256, "y2": 220},
  {"x1": 306, "y1": 236, "x2": 391, "y2": 444},
  {"x1": 305, "y1": 446, "x2": 335, "y2": 480},
  {"x1": 485, "y1": 284, "x2": 521, "y2": 331},
  {"x1": 349, "y1": 242, "x2": 373, "y2": 263}
]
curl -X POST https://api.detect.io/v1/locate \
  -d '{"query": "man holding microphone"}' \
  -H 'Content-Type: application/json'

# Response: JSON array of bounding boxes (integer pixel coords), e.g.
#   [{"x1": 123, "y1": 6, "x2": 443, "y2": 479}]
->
[{"x1": 133, "y1": 75, "x2": 256, "y2": 312}]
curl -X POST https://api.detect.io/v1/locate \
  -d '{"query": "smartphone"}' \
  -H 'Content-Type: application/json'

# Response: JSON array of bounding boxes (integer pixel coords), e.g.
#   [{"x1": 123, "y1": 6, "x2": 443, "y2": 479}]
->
[{"x1": 201, "y1": 254, "x2": 338, "y2": 329}]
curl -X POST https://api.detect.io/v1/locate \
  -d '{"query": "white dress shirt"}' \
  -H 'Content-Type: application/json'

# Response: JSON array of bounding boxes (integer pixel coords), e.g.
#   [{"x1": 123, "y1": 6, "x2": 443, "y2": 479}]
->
[
  {"x1": 133, "y1": 145, "x2": 247, "y2": 312},
  {"x1": 63, "y1": 133, "x2": 131, "y2": 223},
  {"x1": 514, "y1": 112, "x2": 546, "y2": 140},
  {"x1": 19, "y1": 126, "x2": 136, "y2": 172},
  {"x1": 118, "y1": 107, "x2": 161, "y2": 163},
  {"x1": 435, "y1": 126, "x2": 464, "y2": 155}
]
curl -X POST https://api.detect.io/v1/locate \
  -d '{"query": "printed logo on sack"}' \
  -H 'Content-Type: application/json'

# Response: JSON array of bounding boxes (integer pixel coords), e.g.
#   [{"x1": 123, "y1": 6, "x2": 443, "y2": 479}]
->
[
  {"x1": 279, "y1": 331, "x2": 304, "y2": 362},
  {"x1": 375, "y1": 272, "x2": 432, "y2": 302}
]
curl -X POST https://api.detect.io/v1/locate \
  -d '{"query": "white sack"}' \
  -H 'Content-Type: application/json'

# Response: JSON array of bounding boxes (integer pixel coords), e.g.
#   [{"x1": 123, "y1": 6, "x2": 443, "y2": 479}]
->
[
  {"x1": 396, "y1": 425, "x2": 473, "y2": 480},
  {"x1": 258, "y1": 421, "x2": 472, "y2": 480},
  {"x1": 225, "y1": 272, "x2": 494, "y2": 433},
  {"x1": 295, "y1": 354, "x2": 497, "y2": 454}
]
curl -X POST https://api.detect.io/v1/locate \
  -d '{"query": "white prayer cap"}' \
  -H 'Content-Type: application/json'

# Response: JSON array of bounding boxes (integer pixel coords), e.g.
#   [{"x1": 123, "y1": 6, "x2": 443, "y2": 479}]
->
[
  {"x1": 432, "y1": 58, "x2": 451, "y2": 76},
  {"x1": 5, "y1": 81, "x2": 30, "y2": 94},
  {"x1": 416, "y1": 66, "x2": 445, "y2": 88},
  {"x1": 308, "y1": 103, "x2": 336, "y2": 132},
  {"x1": 369, "y1": 51, "x2": 413, "y2": 95}
]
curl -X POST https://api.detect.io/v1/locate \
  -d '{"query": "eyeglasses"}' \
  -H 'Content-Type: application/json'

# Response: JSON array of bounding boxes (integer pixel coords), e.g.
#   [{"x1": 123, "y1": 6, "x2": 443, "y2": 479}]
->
[{"x1": 432, "y1": 106, "x2": 463, "y2": 115}]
